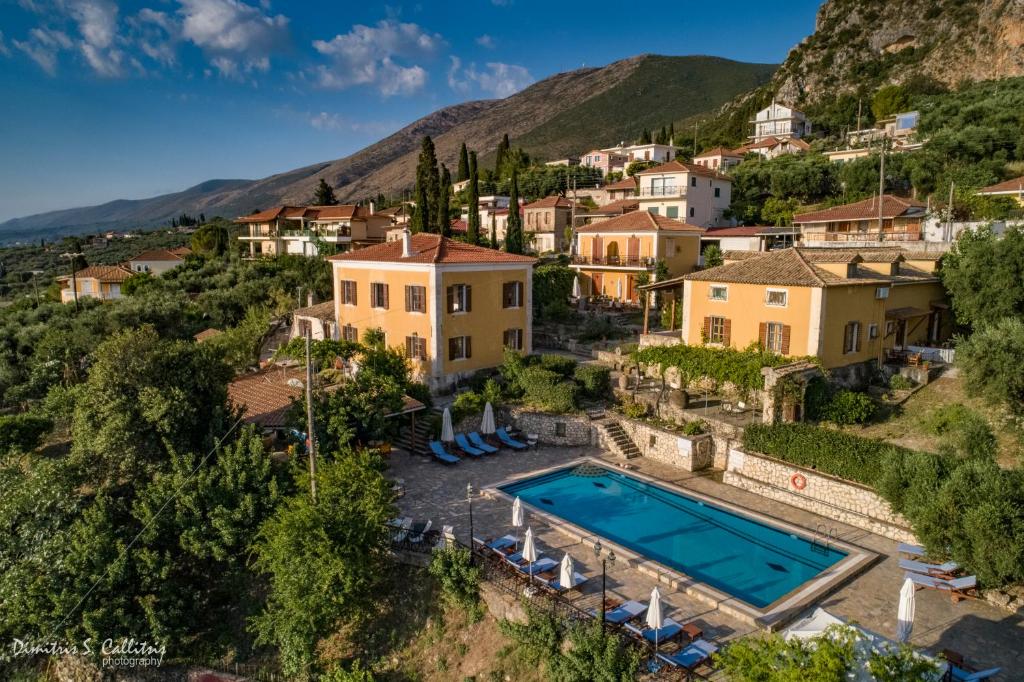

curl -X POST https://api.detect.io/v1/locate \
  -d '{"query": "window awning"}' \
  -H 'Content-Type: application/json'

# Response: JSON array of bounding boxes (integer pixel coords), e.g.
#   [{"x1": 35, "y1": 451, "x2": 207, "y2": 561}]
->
[{"x1": 885, "y1": 307, "x2": 929, "y2": 320}]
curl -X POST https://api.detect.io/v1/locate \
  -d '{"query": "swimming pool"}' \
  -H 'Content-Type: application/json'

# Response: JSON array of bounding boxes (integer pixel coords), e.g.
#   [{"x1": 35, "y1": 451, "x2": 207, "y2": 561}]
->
[{"x1": 499, "y1": 462, "x2": 847, "y2": 608}]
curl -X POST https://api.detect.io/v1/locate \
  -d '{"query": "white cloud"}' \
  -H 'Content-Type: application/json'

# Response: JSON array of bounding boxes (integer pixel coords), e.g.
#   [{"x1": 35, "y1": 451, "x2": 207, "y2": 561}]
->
[
  {"x1": 448, "y1": 57, "x2": 533, "y2": 98},
  {"x1": 311, "y1": 19, "x2": 441, "y2": 95},
  {"x1": 178, "y1": 0, "x2": 288, "y2": 77},
  {"x1": 475, "y1": 34, "x2": 495, "y2": 49},
  {"x1": 13, "y1": 27, "x2": 73, "y2": 75},
  {"x1": 0, "y1": 31, "x2": 11, "y2": 57},
  {"x1": 129, "y1": 8, "x2": 178, "y2": 66}
]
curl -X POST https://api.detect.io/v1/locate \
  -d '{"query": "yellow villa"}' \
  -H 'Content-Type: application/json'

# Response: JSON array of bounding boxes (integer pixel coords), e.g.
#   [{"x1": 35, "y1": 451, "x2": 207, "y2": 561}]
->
[
  {"x1": 57, "y1": 264, "x2": 133, "y2": 304},
  {"x1": 327, "y1": 231, "x2": 536, "y2": 391},
  {"x1": 673, "y1": 248, "x2": 949, "y2": 369},
  {"x1": 570, "y1": 211, "x2": 704, "y2": 304}
]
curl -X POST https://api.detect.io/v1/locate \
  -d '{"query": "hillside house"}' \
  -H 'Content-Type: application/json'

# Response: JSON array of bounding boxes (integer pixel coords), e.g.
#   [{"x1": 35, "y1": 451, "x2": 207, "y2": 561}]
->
[
  {"x1": 57, "y1": 265, "x2": 133, "y2": 304},
  {"x1": 235, "y1": 205, "x2": 392, "y2": 258},
  {"x1": 633, "y1": 161, "x2": 732, "y2": 227},
  {"x1": 127, "y1": 247, "x2": 192, "y2": 276},
  {"x1": 977, "y1": 175, "x2": 1024, "y2": 205},
  {"x1": 523, "y1": 195, "x2": 573, "y2": 253},
  {"x1": 693, "y1": 147, "x2": 746, "y2": 171},
  {"x1": 581, "y1": 149, "x2": 628, "y2": 176},
  {"x1": 794, "y1": 195, "x2": 928, "y2": 246},
  {"x1": 750, "y1": 102, "x2": 811, "y2": 142},
  {"x1": 603, "y1": 177, "x2": 638, "y2": 202}
]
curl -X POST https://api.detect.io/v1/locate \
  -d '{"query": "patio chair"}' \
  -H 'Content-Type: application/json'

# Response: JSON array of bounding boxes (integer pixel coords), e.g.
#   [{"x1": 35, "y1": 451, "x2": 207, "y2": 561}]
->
[
  {"x1": 468, "y1": 431, "x2": 499, "y2": 453},
  {"x1": 453, "y1": 433, "x2": 485, "y2": 457},
  {"x1": 656, "y1": 639, "x2": 719, "y2": 673},
  {"x1": 898, "y1": 558, "x2": 960, "y2": 578},
  {"x1": 496, "y1": 427, "x2": 528, "y2": 450},
  {"x1": 429, "y1": 441, "x2": 460, "y2": 464},
  {"x1": 905, "y1": 571, "x2": 977, "y2": 602},
  {"x1": 950, "y1": 666, "x2": 1001, "y2": 682},
  {"x1": 898, "y1": 542, "x2": 926, "y2": 557},
  {"x1": 595, "y1": 600, "x2": 647, "y2": 624},
  {"x1": 625, "y1": 616, "x2": 684, "y2": 644}
]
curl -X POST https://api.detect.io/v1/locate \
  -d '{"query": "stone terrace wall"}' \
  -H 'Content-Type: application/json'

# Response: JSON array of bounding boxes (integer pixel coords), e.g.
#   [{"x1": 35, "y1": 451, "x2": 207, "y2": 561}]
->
[
  {"x1": 724, "y1": 448, "x2": 916, "y2": 543},
  {"x1": 510, "y1": 408, "x2": 595, "y2": 447},
  {"x1": 615, "y1": 418, "x2": 713, "y2": 471}
]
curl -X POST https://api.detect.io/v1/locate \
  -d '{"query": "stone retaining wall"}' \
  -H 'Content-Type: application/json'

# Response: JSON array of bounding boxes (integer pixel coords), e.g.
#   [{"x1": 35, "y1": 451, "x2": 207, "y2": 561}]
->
[
  {"x1": 510, "y1": 408, "x2": 594, "y2": 447},
  {"x1": 615, "y1": 418, "x2": 713, "y2": 471},
  {"x1": 724, "y1": 448, "x2": 916, "y2": 543}
]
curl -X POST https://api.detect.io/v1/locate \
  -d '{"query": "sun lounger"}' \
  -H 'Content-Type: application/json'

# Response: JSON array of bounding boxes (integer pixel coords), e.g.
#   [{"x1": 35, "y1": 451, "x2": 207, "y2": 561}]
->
[
  {"x1": 485, "y1": 535, "x2": 517, "y2": 553},
  {"x1": 453, "y1": 433, "x2": 486, "y2": 457},
  {"x1": 597, "y1": 600, "x2": 647, "y2": 624},
  {"x1": 409, "y1": 520, "x2": 432, "y2": 543},
  {"x1": 496, "y1": 427, "x2": 528, "y2": 450},
  {"x1": 898, "y1": 542, "x2": 927, "y2": 557},
  {"x1": 625, "y1": 616, "x2": 684, "y2": 644},
  {"x1": 429, "y1": 441, "x2": 460, "y2": 464},
  {"x1": 389, "y1": 517, "x2": 413, "y2": 542},
  {"x1": 548, "y1": 572, "x2": 588, "y2": 593},
  {"x1": 656, "y1": 639, "x2": 718, "y2": 672},
  {"x1": 899, "y1": 558, "x2": 960, "y2": 578},
  {"x1": 516, "y1": 557, "x2": 558, "y2": 575},
  {"x1": 905, "y1": 571, "x2": 977, "y2": 602},
  {"x1": 468, "y1": 432, "x2": 499, "y2": 453},
  {"x1": 950, "y1": 666, "x2": 1001, "y2": 681}
]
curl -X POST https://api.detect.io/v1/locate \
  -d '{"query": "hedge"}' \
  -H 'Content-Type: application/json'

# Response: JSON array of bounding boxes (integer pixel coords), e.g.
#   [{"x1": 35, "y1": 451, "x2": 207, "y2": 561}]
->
[
  {"x1": 633, "y1": 343, "x2": 792, "y2": 395},
  {"x1": 741, "y1": 423, "x2": 918, "y2": 487},
  {"x1": 519, "y1": 367, "x2": 579, "y2": 414},
  {"x1": 573, "y1": 364, "x2": 610, "y2": 399}
]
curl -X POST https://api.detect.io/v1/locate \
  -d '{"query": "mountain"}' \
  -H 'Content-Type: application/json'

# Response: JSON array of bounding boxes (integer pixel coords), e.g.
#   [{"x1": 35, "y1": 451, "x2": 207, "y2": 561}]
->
[{"x1": 0, "y1": 55, "x2": 775, "y2": 243}]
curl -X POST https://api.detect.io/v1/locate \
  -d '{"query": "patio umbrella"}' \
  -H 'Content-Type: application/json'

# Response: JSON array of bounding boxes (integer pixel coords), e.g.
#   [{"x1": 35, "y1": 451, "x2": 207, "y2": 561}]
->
[
  {"x1": 896, "y1": 577, "x2": 915, "y2": 643},
  {"x1": 512, "y1": 496, "x2": 524, "y2": 550},
  {"x1": 559, "y1": 552, "x2": 576, "y2": 590},
  {"x1": 616, "y1": 278, "x2": 623, "y2": 300},
  {"x1": 647, "y1": 586, "x2": 664, "y2": 655},
  {"x1": 572, "y1": 275, "x2": 581, "y2": 298},
  {"x1": 522, "y1": 527, "x2": 538, "y2": 584},
  {"x1": 481, "y1": 402, "x2": 496, "y2": 435},
  {"x1": 441, "y1": 407, "x2": 455, "y2": 443}
]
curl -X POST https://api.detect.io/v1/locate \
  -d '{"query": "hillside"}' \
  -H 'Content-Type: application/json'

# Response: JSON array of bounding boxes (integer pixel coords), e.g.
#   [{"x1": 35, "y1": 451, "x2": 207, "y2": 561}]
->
[{"x1": 0, "y1": 55, "x2": 775, "y2": 242}]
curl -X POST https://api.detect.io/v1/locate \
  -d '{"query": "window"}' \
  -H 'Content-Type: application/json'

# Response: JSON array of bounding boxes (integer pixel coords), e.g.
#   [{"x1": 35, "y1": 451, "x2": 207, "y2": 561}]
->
[
  {"x1": 649, "y1": 434, "x2": 657, "y2": 447},
  {"x1": 82, "y1": 280, "x2": 94, "y2": 294},
  {"x1": 666, "y1": 206, "x2": 679, "y2": 219},
  {"x1": 765, "y1": 289, "x2": 788, "y2": 307},
  {"x1": 370, "y1": 282, "x2": 389, "y2": 309},
  {"x1": 843, "y1": 321, "x2": 861, "y2": 354},
  {"x1": 647, "y1": 207, "x2": 659, "y2": 215},
  {"x1": 405, "y1": 285, "x2": 426, "y2": 313},
  {"x1": 340, "y1": 280, "x2": 357, "y2": 305},
  {"x1": 503, "y1": 328, "x2": 523, "y2": 350},
  {"x1": 765, "y1": 322, "x2": 785, "y2": 352},
  {"x1": 342, "y1": 324, "x2": 358, "y2": 342},
  {"x1": 544, "y1": 213, "x2": 550, "y2": 226},
  {"x1": 405, "y1": 335, "x2": 427, "y2": 360},
  {"x1": 689, "y1": 207, "x2": 695, "y2": 217},
  {"x1": 709, "y1": 285, "x2": 728, "y2": 301},
  {"x1": 502, "y1": 281, "x2": 524, "y2": 308},
  {"x1": 690, "y1": 176, "x2": 697, "y2": 187},
  {"x1": 706, "y1": 316, "x2": 727, "y2": 344},
  {"x1": 555, "y1": 422, "x2": 567, "y2": 437},
  {"x1": 448, "y1": 335, "x2": 472, "y2": 360},
  {"x1": 846, "y1": 263, "x2": 859, "y2": 277},
  {"x1": 885, "y1": 320, "x2": 896, "y2": 336},
  {"x1": 875, "y1": 286, "x2": 890, "y2": 299},
  {"x1": 714, "y1": 187, "x2": 721, "y2": 198},
  {"x1": 868, "y1": 323, "x2": 879, "y2": 339},
  {"x1": 447, "y1": 284, "x2": 471, "y2": 313}
]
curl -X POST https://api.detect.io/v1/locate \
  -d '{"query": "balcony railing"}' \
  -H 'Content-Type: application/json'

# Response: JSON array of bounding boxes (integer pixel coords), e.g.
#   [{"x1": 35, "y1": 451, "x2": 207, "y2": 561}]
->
[
  {"x1": 638, "y1": 187, "x2": 687, "y2": 198},
  {"x1": 803, "y1": 231, "x2": 922, "y2": 243},
  {"x1": 571, "y1": 255, "x2": 656, "y2": 268}
]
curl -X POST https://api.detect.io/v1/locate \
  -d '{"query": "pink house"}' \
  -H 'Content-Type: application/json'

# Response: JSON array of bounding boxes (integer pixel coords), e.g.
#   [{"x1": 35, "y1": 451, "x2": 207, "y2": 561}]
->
[{"x1": 581, "y1": 149, "x2": 627, "y2": 177}]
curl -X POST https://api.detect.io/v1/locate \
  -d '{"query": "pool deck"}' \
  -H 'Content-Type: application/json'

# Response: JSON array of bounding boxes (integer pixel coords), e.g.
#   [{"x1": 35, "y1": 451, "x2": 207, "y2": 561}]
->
[{"x1": 388, "y1": 444, "x2": 1024, "y2": 679}]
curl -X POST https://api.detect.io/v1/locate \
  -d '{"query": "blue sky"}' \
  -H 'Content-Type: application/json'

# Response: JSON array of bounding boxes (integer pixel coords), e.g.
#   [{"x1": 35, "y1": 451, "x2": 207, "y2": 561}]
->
[{"x1": 0, "y1": 0, "x2": 822, "y2": 222}]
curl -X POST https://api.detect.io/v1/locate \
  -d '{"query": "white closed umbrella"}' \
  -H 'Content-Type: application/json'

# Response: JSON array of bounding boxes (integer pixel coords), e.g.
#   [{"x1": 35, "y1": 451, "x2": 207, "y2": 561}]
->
[
  {"x1": 572, "y1": 275, "x2": 581, "y2": 298},
  {"x1": 616, "y1": 278, "x2": 623, "y2": 300},
  {"x1": 647, "y1": 586, "x2": 664, "y2": 654},
  {"x1": 896, "y1": 577, "x2": 915, "y2": 643},
  {"x1": 559, "y1": 553, "x2": 576, "y2": 590},
  {"x1": 522, "y1": 527, "x2": 538, "y2": 584},
  {"x1": 512, "y1": 496, "x2": 524, "y2": 529},
  {"x1": 441, "y1": 407, "x2": 455, "y2": 443},
  {"x1": 481, "y1": 402, "x2": 496, "y2": 435}
]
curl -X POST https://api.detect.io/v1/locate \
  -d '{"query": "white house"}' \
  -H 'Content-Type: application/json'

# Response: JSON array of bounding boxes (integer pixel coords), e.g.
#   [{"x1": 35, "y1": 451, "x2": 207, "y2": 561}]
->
[
  {"x1": 622, "y1": 143, "x2": 679, "y2": 164},
  {"x1": 127, "y1": 247, "x2": 191, "y2": 276},
  {"x1": 750, "y1": 102, "x2": 810, "y2": 142},
  {"x1": 633, "y1": 160, "x2": 732, "y2": 228}
]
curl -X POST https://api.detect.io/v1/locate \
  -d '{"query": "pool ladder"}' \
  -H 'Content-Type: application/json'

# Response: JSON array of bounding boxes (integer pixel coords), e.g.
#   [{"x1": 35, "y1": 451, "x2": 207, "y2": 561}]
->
[{"x1": 812, "y1": 524, "x2": 838, "y2": 554}]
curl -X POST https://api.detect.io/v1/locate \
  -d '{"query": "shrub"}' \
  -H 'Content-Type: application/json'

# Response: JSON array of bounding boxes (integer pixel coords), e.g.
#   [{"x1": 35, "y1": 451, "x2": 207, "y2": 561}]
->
[
  {"x1": 499, "y1": 604, "x2": 564, "y2": 666},
  {"x1": 715, "y1": 626, "x2": 859, "y2": 681},
  {"x1": 547, "y1": 620, "x2": 642, "y2": 682},
  {"x1": 405, "y1": 381, "x2": 433, "y2": 410},
  {"x1": 819, "y1": 390, "x2": 876, "y2": 425},
  {"x1": 573, "y1": 365, "x2": 610, "y2": 400},
  {"x1": 519, "y1": 367, "x2": 579, "y2": 413},
  {"x1": 619, "y1": 398, "x2": 648, "y2": 420},
  {"x1": 888, "y1": 374, "x2": 914, "y2": 391},
  {"x1": 0, "y1": 413, "x2": 53, "y2": 455},
  {"x1": 577, "y1": 315, "x2": 619, "y2": 342},
  {"x1": 451, "y1": 391, "x2": 486, "y2": 425},
  {"x1": 681, "y1": 420, "x2": 707, "y2": 436},
  {"x1": 634, "y1": 342, "x2": 791, "y2": 395},
  {"x1": 428, "y1": 546, "x2": 481, "y2": 612},
  {"x1": 804, "y1": 376, "x2": 832, "y2": 420},
  {"x1": 539, "y1": 354, "x2": 577, "y2": 378},
  {"x1": 923, "y1": 404, "x2": 997, "y2": 459},
  {"x1": 956, "y1": 317, "x2": 1024, "y2": 415}
]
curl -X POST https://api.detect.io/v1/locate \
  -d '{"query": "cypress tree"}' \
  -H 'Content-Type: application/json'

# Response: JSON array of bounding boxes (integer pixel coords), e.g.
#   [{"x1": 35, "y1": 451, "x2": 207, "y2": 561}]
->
[
  {"x1": 490, "y1": 213, "x2": 497, "y2": 249},
  {"x1": 467, "y1": 152, "x2": 480, "y2": 244},
  {"x1": 412, "y1": 136, "x2": 441, "y2": 232},
  {"x1": 669, "y1": 122, "x2": 675, "y2": 146},
  {"x1": 313, "y1": 178, "x2": 339, "y2": 205},
  {"x1": 495, "y1": 133, "x2": 510, "y2": 175},
  {"x1": 457, "y1": 143, "x2": 470, "y2": 182},
  {"x1": 412, "y1": 181, "x2": 429, "y2": 234},
  {"x1": 505, "y1": 170, "x2": 524, "y2": 255},
  {"x1": 437, "y1": 164, "x2": 452, "y2": 237}
]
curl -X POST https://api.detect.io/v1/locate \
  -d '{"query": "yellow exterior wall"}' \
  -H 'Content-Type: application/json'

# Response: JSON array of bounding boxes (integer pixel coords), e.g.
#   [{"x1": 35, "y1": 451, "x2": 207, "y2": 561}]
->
[
  {"x1": 440, "y1": 269, "x2": 529, "y2": 375},
  {"x1": 684, "y1": 281, "x2": 815, "y2": 354},
  {"x1": 661, "y1": 235, "x2": 700, "y2": 276},
  {"x1": 581, "y1": 234, "x2": 655, "y2": 260}
]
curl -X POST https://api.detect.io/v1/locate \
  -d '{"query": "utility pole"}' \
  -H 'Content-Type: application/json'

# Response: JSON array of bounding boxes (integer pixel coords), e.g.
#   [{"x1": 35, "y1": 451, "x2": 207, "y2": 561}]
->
[
  {"x1": 570, "y1": 174, "x2": 577, "y2": 254},
  {"x1": 304, "y1": 328, "x2": 318, "y2": 503},
  {"x1": 61, "y1": 252, "x2": 83, "y2": 311},
  {"x1": 693, "y1": 121, "x2": 698, "y2": 157},
  {"x1": 946, "y1": 180, "x2": 955, "y2": 242},
  {"x1": 877, "y1": 138, "x2": 887, "y2": 239},
  {"x1": 856, "y1": 98, "x2": 863, "y2": 135}
]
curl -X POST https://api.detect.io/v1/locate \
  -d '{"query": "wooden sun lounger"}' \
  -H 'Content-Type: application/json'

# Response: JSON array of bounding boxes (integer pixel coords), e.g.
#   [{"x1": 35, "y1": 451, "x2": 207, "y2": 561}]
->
[
  {"x1": 656, "y1": 639, "x2": 718, "y2": 673},
  {"x1": 899, "y1": 557, "x2": 960, "y2": 579},
  {"x1": 905, "y1": 571, "x2": 977, "y2": 602}
]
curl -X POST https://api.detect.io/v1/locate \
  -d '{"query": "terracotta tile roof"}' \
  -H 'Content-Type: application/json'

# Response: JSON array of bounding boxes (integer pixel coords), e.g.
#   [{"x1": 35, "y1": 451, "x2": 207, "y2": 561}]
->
[
  {"x1": 977, "y1": 175, "x2": 1024, "y2": 194},
  {"x1": 449, "y1": 218, "x2": 468, "y2": 234},
  {"x1": 589, "y1": 199, "x2": 640, "y2": 215},
  {"x1": 633, "y1": 160, "x2": 731, "y2": 181},
  {"x1": 193, "y1": 328, "x2": 223, "y2": 342},
  {"x1": 523, "y1": 196, "x2": 573, "y2": 210},
  {"x1": 683, "y1": 247, "x2": 938, "y2": 287},
  {"x1": 794, "y1": 195, "x2": 927, "y2": 224},
  {"x1": 281, "y1": 206, "x2": 314, "y2": 218},
  {"x1": 236, "y1": 206, "x2": 288, "y2": 222},
  {"x1": 695, "y1": 146, "x2": 744, "y2": 159},
  {"x1": 326, "y1": 233, "x2": 536, "y2": 265},
  {"x1": 702, "y1": 226, "x2": 763, "y2": 237},
  {"x1": 292, "y1": 301, "x2": 335, "y2": 322},
  {"x1": 235, "y1": 204, "x2": 368, "y2": 223},
  {"x1": 603, "y1": 177, "x2": 639, "y2": 191},
  {"x1": 228, "y1": 366, "x2": 304, "y2": 428},
  {"x1": 311, "y1": 204, "x2": 363, "y2": 220},
  {"x1": 130, "y1": 248, "x2": 189, "y2": 262},
  {"x1": 722, "y1": 250, "x2": 764, "y2": 261},
  {"x1": 169, "y1": 246, "x2": 193, "y2": 256},
  {"x1": 59, "y1": 265, "x2": 134, "y2": 282},
  {"x1": 576, "y1": 211, "x2": 705, "y2": 234}
]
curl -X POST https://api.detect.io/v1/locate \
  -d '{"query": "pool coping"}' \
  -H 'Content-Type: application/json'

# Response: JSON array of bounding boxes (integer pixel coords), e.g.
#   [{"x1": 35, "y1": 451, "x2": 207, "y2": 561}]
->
[{"x1": 481, "y1": 457, "x2": 877, "y2": 630}]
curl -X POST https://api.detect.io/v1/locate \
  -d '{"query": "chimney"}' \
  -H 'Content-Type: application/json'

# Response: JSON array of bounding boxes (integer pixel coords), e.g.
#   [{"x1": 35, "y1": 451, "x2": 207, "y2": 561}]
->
[
  {"x1": 369, "y1": 200, "x2": 375, "y2": 215},
  {"x1": 401, "y1": 228, "x2": 412, "y2": 258},
  {"x1": 307, "y1": 292, "x2": 314, "y2": 307}
]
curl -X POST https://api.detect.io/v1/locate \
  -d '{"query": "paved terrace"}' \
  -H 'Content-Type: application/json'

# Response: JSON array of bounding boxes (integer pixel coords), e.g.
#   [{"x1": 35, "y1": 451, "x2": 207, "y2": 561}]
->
[{"x1": 388, "y1": 445, "x2": 1023, "y2": 679}]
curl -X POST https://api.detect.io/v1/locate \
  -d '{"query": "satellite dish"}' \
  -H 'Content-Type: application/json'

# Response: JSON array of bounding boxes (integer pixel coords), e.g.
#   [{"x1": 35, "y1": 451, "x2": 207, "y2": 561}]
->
[{"x1": 286, "y1": 378, "x2": 305, "y2": 389}]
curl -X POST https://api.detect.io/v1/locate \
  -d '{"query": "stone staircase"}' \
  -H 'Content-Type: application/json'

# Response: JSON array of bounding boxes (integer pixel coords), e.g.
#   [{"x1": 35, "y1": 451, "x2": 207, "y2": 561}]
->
[
  {"x1": 594, "y1": 417, "x2": 641, "y2": 459},
  {"x1": 393, "y1": 414, "x2": 434, "y2": 456}
]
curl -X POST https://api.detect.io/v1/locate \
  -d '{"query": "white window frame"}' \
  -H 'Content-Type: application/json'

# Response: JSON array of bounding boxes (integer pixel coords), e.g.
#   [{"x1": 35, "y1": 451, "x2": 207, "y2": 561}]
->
[
  {"x1": 868, "y1": 323, "x2": 879, "y2": 339},
  {"x1": 450, "y1": 284, "x2": 470, "y2": 314},
  {"x1": 875, "y1": 286, "x2": 890, "y2": 299},
  {"x1": 709, "y1": 285, "x2": 728, "y2": 302},
  {"x1": 765, "y1": 288, "x2": 788, "y2": 307}
]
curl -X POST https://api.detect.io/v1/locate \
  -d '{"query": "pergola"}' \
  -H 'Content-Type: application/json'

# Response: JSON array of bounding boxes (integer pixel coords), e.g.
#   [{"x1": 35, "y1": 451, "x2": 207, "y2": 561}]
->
[{"x1": 636, "y1": 275, "x2": 687, "y2": 335}]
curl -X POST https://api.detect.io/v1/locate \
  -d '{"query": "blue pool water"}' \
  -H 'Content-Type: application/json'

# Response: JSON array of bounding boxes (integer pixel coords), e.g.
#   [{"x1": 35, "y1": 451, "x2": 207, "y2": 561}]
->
[{"x1": 500, "y1": 463, "x2": 846, "y2": 608}]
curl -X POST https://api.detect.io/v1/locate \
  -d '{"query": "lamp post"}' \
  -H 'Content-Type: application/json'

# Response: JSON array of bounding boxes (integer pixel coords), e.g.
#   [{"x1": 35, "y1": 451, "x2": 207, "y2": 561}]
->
[
  {"x1": 61, "y1": 252, "x2": 83, "y2": 311},
  {"x1": 466, "y1": 483, "x2": 474, "y2": 563},
  {"x1": 594, "y1": 539, "x2": 616, "y2": 632}
]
